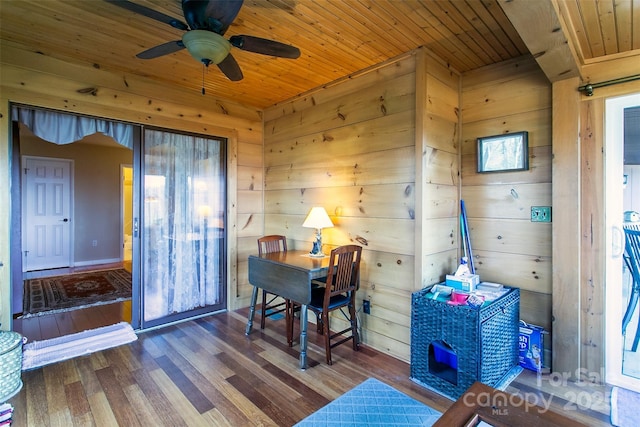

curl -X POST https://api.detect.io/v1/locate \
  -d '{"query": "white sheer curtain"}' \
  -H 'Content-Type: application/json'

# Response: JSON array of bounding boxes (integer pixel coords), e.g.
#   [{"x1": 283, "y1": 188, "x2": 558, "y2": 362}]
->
[
  {"x1": 143, "y1": 129, "x2": 224, "y2": 322},
  {"x1": 11, "y1": 106, "x2": 133, "y2": 148}
]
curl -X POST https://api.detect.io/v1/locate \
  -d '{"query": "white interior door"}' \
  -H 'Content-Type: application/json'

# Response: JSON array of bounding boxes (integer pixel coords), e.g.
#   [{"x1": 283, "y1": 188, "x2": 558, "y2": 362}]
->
[{"x1": 22, "y1": 156, "x2": 73, "y2": 272}]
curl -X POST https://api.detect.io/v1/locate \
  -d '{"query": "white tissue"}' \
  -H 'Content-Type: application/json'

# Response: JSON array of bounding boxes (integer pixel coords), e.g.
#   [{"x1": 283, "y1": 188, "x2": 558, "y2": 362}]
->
[{"x1": 453, "y1": 263, "x2": 470, "y2": 276}]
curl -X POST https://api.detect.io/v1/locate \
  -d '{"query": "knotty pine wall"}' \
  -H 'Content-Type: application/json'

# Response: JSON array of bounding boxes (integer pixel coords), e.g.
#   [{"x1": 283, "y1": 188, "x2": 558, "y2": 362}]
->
[
  {"x1": 0, "y1": 42, "x2": 263, "y2": 328},
  {"x1": 461, "y1": 56, "x2": 553, "y2": 361},
  {"x1": 459, "y1": 54, "x2": 640, "y2": 377},
  {"x1": 261, "y1": 48, "x2": 460, "y2": 362}
]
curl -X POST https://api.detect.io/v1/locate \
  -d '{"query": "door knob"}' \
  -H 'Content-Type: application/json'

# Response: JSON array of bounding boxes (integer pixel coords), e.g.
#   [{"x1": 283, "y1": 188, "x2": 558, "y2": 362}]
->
[{"x1": 60, "y1": 218, "x2": 69, "y2": 222}]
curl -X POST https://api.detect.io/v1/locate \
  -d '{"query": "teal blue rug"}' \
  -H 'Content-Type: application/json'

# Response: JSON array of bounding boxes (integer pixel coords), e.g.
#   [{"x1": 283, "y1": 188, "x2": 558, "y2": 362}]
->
[{"x1": 295, "y1": 378, "x2": 441, "y2": 426}]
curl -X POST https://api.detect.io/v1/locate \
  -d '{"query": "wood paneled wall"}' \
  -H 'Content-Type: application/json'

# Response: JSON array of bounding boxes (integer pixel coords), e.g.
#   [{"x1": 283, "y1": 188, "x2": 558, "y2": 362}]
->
[
  {"x1": 461, "y1": 56, "x2": 553, "y2": 358},
  {"x1": 458, "y1": 53, "x2": 639, "y2": 378},
  {"x1": 262, "y1": 48, "x2": 460, "y2": 362},
  {"x1": 415, "y1": 49, "x2": 461, "y2": 290},
  {"x1": 0, "y1": 42, "x2": 263, "y2": 327},
  {"x1": 551, "y1": 78, "x2": 582, "y2": 376}
]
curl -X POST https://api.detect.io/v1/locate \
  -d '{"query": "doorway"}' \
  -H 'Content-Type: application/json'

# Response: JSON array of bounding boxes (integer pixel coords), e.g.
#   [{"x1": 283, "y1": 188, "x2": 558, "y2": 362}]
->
[
  {"x1": 11, "y1": 108, "x2": 228, "y2": 339},
  {"x1": 15, "y1": 124, "x2": 134, "y2": 325},
  {"x1": 12, "y1": 124, "x2": 135, "y2": 341},
  {"x1": 605, "y1": 92, "x2": 640, "y2": 390}
]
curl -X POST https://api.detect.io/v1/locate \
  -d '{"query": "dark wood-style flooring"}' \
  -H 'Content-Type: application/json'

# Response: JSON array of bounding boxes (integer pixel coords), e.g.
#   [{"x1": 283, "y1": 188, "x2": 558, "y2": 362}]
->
[{"x1": 10, "y1": 303, "x2": 613, "y2": 426}]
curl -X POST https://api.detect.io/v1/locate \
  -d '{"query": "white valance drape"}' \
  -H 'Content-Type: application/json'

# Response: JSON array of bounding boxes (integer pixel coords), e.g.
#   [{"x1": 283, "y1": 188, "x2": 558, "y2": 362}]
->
[{"x1": 11, "y1": 106, "x2": 134, "y2": 148}]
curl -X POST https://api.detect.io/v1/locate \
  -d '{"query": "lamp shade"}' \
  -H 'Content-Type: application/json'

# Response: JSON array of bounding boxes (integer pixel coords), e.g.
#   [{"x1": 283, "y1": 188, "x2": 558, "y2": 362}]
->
[
  {"x1": 302, "y1": 207, "x2": 334, "y2": 229},
  {"x1": 197, "y1": 205, "x2": 212, "y2": 218},
  {"x1": 182, "y1": 30, "x2": 231, "y2": 65}
]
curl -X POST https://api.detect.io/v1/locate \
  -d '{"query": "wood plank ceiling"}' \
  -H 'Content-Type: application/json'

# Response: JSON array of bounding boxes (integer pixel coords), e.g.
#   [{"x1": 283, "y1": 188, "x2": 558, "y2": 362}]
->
[{"x1": 0, "y1": 0, "x2": 638, "y2": 109}]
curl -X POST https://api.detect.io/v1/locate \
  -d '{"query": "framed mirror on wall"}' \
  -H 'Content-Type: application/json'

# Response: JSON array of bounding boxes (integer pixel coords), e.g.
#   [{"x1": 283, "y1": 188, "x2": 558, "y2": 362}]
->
[{"x1": 477, "y1": 131, "x2": 529, "y2": 173}]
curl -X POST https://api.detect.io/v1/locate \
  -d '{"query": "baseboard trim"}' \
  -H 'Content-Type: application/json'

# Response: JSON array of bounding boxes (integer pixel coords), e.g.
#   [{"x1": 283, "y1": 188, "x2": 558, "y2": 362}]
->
[{"x1": 74, "y1": 258, "x2": 121, "y2": 267}]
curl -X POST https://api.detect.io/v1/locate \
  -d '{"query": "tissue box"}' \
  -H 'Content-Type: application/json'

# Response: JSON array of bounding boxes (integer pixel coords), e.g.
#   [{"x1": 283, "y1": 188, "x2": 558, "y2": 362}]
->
[
  {"x1": 445, "y1": 274, "x2": 479, "y2": 292},
  {"x1": 519, "y1": 322, "x2": 546, "y2": 372}
]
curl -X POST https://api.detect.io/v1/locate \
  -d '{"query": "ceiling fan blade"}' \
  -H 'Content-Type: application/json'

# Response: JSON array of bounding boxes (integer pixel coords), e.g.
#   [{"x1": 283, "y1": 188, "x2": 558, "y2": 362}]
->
[
  {"x1": 105, "y1": 0, "x2": 188, "y2": 31},
  {"x1": 182, "y1": 0, "x2": 244, "y2": 34},
  {"x1": 136, "y1": 41, "x2": 185, "y2": 59},
  {"x1": 216, "y1": 53, "x2": 243, "y2": 81},
  {"x1": 229, "y1": 35, "x2": 300, "y2": 59}
]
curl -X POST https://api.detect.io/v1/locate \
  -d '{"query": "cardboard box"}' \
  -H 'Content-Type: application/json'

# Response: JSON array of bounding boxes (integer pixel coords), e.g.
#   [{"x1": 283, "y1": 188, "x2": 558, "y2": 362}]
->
[
  {"x1": 519, "y1": 322, "x2": 547, "y2": 372},
  {"x1": 445, "y1": 274, "x2": 479, "y2": 292}
]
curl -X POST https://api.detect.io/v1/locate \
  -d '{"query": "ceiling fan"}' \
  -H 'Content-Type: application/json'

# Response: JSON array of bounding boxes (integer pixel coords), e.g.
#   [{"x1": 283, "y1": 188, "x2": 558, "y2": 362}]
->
[{"x1": 106, "y1": 0, "x2": 301, "y2": 82}]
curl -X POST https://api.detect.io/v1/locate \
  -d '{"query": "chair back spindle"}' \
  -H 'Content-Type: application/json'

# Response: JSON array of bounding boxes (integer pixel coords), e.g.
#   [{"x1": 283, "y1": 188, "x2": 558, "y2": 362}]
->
[
  {"x1": 325, "y1": 245, "x2": 361, "y2": 304},
  {"x1": 258, "y1": 235, "x2": 287, "y2": 256}
]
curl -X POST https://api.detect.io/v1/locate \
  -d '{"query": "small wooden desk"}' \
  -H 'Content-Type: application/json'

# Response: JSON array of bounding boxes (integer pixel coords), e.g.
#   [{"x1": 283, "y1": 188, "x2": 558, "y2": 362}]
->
[
  {"x1": 245, "y1": 250, "x2": 330, "y2": 369},
  {"x1": 434, "y1": 381, "x2": 587, "y2": 426}
]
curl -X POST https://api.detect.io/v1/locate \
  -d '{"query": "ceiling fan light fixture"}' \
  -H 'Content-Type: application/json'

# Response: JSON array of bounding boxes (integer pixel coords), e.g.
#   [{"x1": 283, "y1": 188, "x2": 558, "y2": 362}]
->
[{"x1": 182, "y1": 30, "x2": 231, "y2": 65}]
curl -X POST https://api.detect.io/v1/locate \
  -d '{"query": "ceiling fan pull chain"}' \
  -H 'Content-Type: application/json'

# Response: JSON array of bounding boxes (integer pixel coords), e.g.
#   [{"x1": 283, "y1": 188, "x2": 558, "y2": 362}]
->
[{"x1": 202, "y1": 63, "x2": 206, "y2": 95}]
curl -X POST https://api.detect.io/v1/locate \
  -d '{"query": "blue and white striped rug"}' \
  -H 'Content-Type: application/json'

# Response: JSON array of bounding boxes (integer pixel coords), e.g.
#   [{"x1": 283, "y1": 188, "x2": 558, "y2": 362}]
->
[
  {"x1": 22, "y1": 322, "x2": 137, "y2": 370},
  {"x1": 295, "y1": 378, "x2": 441, "y2": 426},
  {"x1": 611, "y1": 386, "x2": 640, "y2": 426}
]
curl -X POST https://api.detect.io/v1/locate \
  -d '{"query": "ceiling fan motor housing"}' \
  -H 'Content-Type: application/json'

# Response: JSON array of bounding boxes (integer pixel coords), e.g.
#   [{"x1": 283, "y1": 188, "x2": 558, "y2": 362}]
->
[
  {"x1": 182, "y1": 30, "x2": 231, "y2": 65},
  {"x1": 108, "y1": 0, "x2": 299, "y2": 81}
]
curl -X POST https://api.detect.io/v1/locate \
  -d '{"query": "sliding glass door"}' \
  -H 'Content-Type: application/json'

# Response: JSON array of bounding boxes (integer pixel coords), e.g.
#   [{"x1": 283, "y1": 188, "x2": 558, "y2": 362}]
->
[
  {"x1": 141, "y1": 128, "x2": 226, "y2": 328},
  {"x1": 605, "y1": 93, "x2": 640, "y2": 390}
]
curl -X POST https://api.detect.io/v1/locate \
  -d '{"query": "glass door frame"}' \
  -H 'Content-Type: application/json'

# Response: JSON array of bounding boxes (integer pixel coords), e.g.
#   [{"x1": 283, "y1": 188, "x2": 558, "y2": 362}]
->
[
  {"x1": 605, "y1": 92, "x2": 640, "y2": 390},
  {"x1": 131, "y1": 125, "x2": 142, "y2": 329},
  {"x1": 138, "y1": 126, "x2": 227, "y2": 330}
]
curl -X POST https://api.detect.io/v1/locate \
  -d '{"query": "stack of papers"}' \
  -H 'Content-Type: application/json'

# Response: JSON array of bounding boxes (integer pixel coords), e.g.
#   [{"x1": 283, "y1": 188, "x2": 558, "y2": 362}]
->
[
  {"x1": 475, "y1": 282, "x2": 509, "y2": 302},
  {"x1": 0, "y1": 403, "x2": 13, "y2": 426}
]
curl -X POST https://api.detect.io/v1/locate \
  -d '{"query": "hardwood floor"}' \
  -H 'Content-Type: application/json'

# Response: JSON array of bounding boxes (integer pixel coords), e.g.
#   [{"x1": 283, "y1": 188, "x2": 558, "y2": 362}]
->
[
  {"x1": 13, "y1": 301, "x2": 131, "y2": 342},
  {"x1": 10, "y1": 305, "x2": 613, "y2": 426}
]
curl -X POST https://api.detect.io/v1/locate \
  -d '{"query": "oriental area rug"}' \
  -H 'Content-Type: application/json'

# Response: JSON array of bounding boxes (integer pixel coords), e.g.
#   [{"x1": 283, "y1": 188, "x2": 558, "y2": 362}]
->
[{"x1": 22, "y1": 269, "x2": 132, "y2": 318}]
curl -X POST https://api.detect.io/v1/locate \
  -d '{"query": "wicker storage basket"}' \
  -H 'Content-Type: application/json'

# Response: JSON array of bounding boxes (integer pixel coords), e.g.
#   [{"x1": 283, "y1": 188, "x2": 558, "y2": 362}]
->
[
  {"x1": 0, "y1": 331, "x2": 23, "y2": 403},
  {"x1": 410, "y1": 286, "x2": 519, "y2": 400}
]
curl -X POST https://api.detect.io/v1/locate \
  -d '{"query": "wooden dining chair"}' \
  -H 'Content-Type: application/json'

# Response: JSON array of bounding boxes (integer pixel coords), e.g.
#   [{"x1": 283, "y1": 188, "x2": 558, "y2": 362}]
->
[
  {"x1": 305, "y1": 244, "x2": 362, "y2": 365},
  {"x1": 257, "y1": 235, "x2": 288, "y2": 329}
]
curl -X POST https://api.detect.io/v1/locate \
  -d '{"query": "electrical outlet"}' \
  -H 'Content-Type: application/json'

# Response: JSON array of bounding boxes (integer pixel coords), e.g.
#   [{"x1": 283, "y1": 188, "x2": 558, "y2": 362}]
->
[
  {"x1": 363, "y1": 299, "x2": 371, "y2": 314},
  {"x1": 531, "y1": 206, "x2": 552, "y2": 222},
  {"x1": 92, "y1": 240, "x2": 98, "y2": 247}
]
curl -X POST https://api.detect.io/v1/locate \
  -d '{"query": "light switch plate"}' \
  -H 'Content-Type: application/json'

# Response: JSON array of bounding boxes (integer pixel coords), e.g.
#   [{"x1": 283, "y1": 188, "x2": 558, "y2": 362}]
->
[
  {"x1": 363, "y1": 299, "x2": 371, "y2": 314},
  {"x1": 531, "y1": 206, "x2": 551, "y2": 222}
]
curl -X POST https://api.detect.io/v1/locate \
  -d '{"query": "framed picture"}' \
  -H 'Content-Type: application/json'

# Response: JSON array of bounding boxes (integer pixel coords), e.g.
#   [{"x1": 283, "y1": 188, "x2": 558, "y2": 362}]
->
[{"x1": 477, "y1": 131, "x2": 529, "y2": 173}]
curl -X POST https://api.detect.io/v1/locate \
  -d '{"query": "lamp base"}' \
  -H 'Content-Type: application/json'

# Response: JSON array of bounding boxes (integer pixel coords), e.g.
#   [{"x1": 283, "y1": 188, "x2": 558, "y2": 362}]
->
[
  {"x1": 308, "y1": 252, "x2": 326, "y2": 258},
  {"x1": 309, "y1": 238, "x2": 325, "y2": 257}
]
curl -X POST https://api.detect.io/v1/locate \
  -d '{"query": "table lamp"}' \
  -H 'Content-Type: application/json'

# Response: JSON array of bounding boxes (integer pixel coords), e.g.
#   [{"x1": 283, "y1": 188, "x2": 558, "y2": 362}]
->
[{"x1": 302, "y1": 207, "x2": 334, "y2": 257}]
